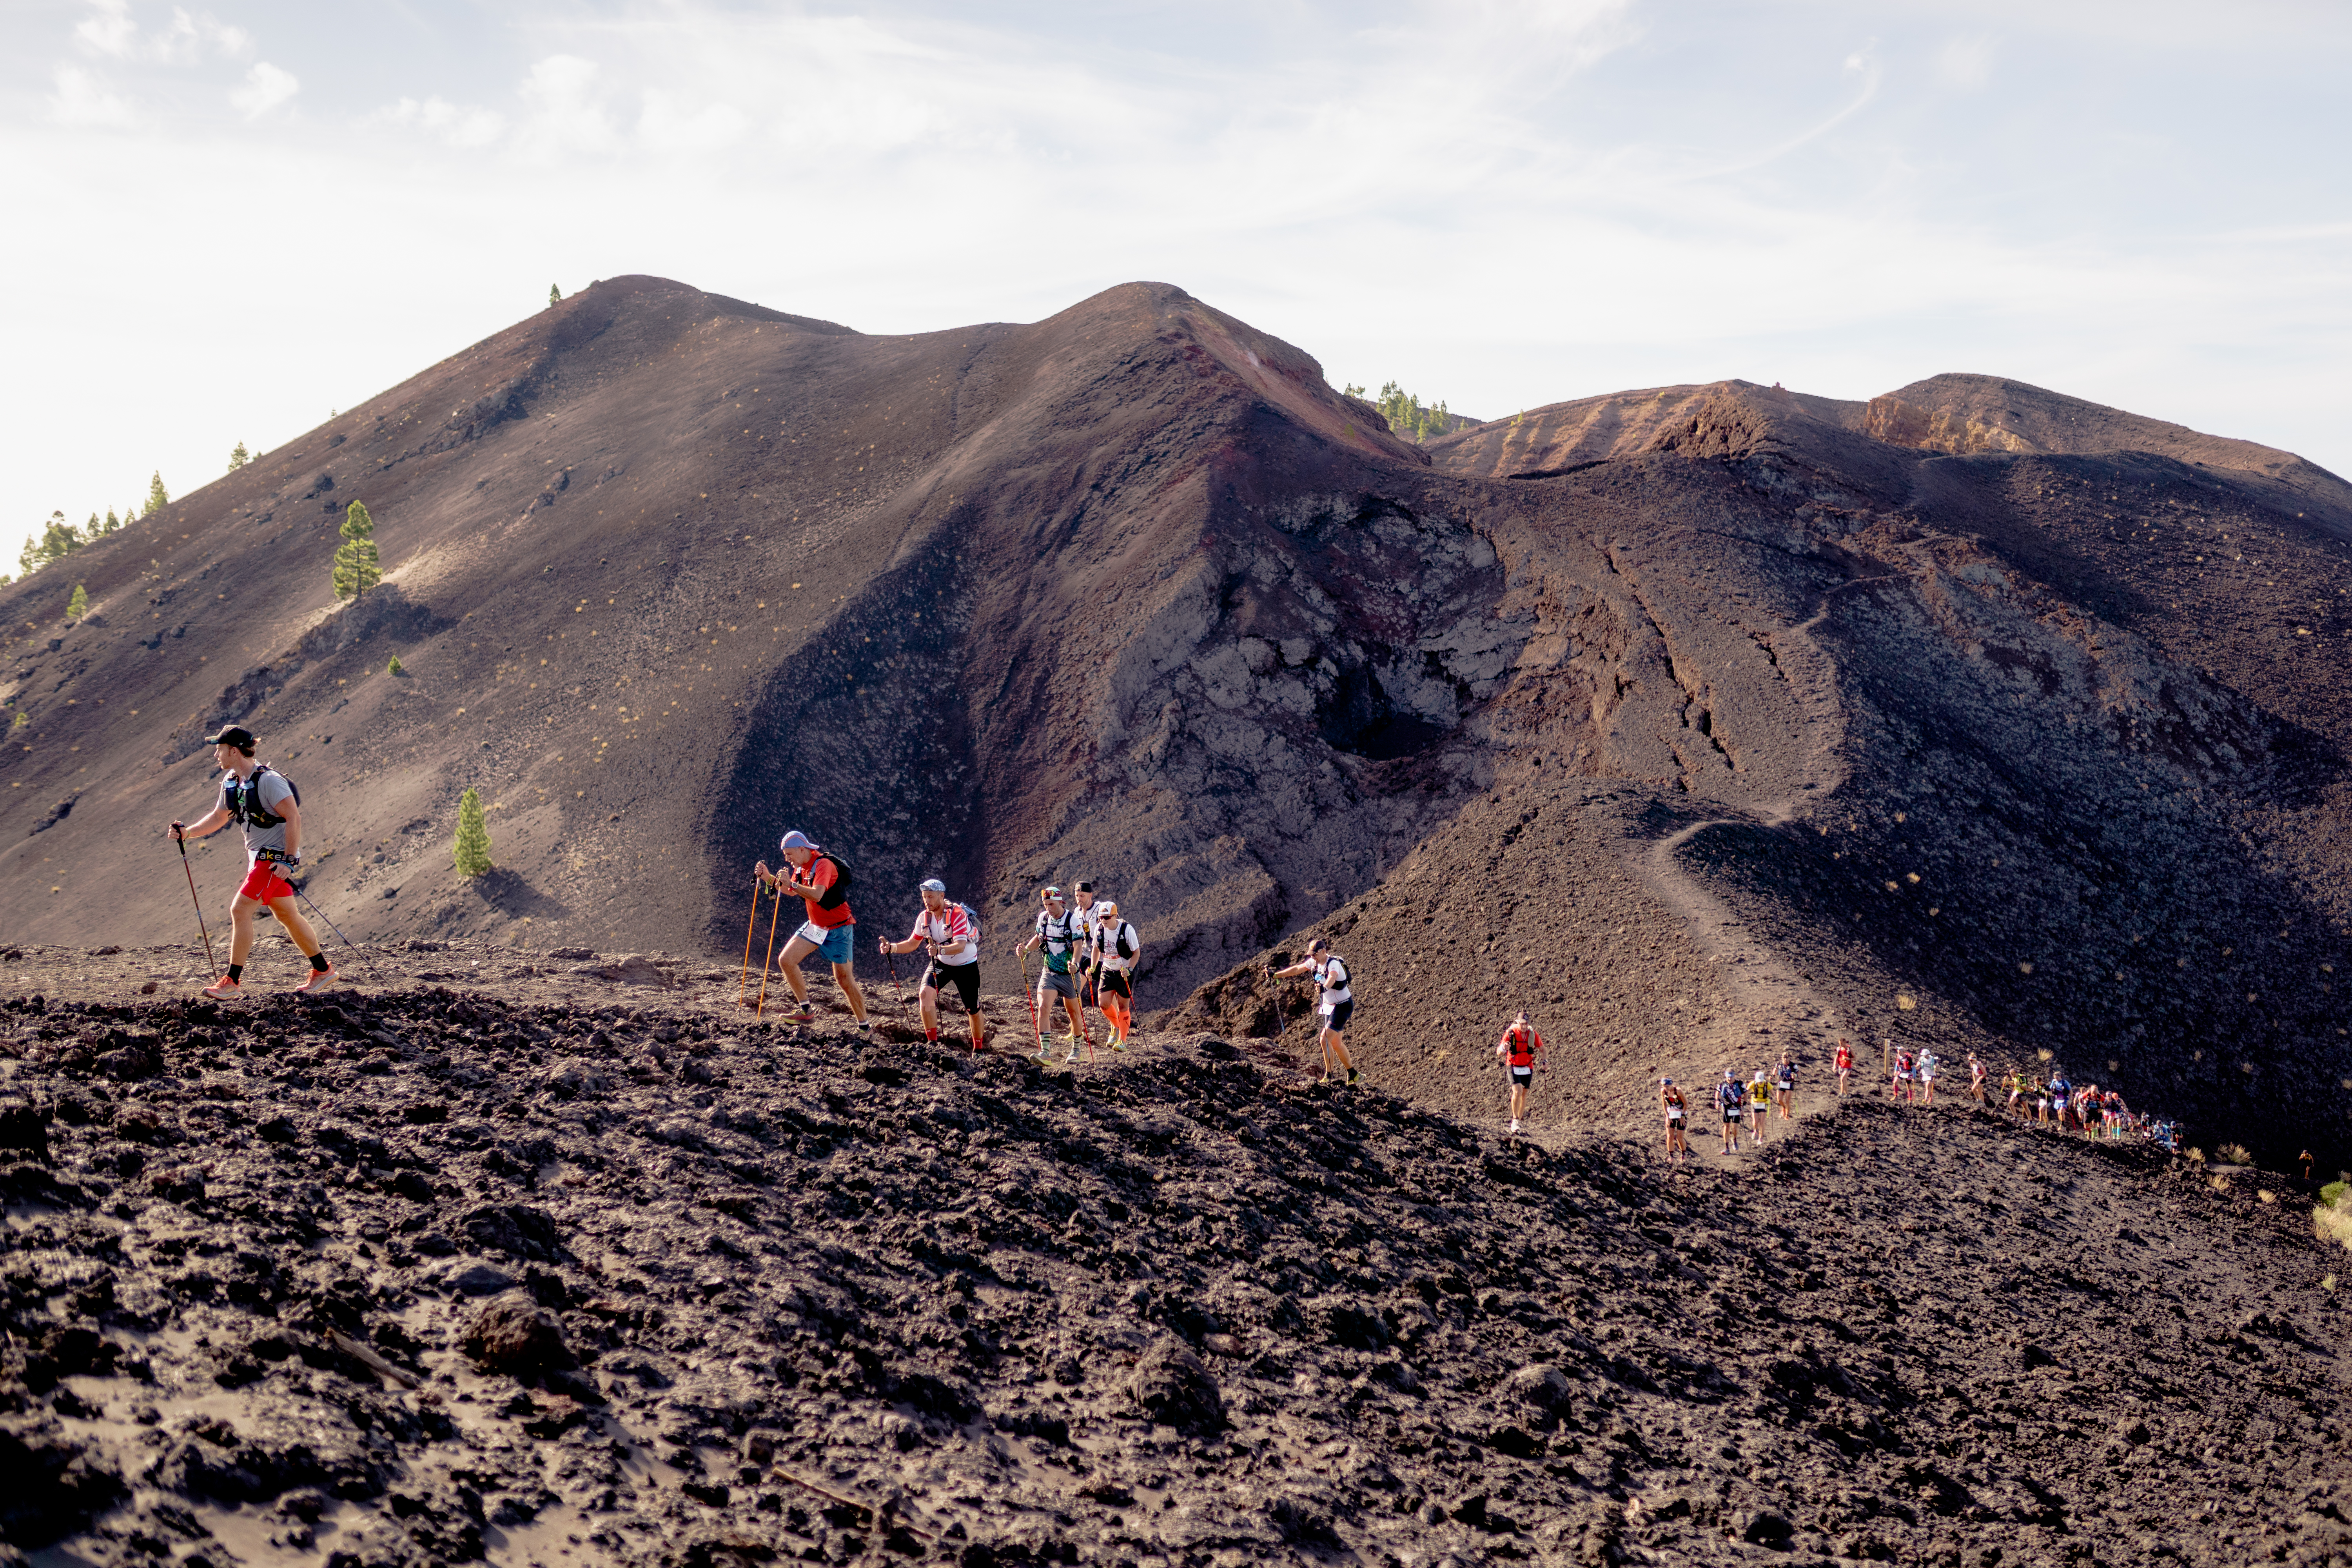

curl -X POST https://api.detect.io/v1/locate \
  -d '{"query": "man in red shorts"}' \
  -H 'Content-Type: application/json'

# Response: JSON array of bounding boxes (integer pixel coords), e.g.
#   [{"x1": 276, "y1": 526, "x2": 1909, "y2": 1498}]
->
[
  {"x1": 167, "y1": 725, "x2": 335, "y2": 997},
  {"x1": 754, "y1": 830, "x2": 870, "y2": 1030}
]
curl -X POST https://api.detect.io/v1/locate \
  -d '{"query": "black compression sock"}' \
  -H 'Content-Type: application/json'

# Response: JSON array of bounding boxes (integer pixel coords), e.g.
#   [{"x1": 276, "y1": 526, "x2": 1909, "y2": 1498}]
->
[
  {"x1": 226, "y1": 964, "x2": 243, "y2": 982},
  {"x1": 310, "y1": 953, "x2": 330, "y2": 972}
]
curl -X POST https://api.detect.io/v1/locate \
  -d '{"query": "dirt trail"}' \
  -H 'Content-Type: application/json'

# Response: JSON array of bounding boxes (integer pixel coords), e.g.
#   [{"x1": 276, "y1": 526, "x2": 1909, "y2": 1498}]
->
[{"x1": 1612, "y1": 572, "x2": 1857, "y2": 1158}]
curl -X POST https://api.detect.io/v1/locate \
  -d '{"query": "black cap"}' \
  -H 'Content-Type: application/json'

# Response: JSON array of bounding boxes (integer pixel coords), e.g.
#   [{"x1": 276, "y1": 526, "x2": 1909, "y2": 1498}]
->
[
  {"x1": 204, "y1": 725, "x2": 258, "y2": 753},
  {"x1": 1074, "y1": 880, "x2": 1094, "y2": 893}
]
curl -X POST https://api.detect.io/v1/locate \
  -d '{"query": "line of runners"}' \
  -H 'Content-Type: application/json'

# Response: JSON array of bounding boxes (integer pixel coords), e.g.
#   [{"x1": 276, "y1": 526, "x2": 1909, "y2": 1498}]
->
[
  {"x1": 1657, "y1": 1037, "x2": 2180, "y2": 1163},
  {"x1": 749, "y1": 831, "x2": 1365, "y2": 1078}
]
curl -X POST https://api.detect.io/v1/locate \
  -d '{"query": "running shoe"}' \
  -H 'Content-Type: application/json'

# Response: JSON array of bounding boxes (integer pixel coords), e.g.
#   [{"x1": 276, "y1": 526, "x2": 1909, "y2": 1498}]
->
[
  {"x1": 1508, "y1": 1118, "x2": 1520, "y2": 1134},
  {"x1": 293, "y1": 967, "x2": 339, "y2": 995},
  {"x1": 1063, "y1": 1047, "x2": 1081, "y2": 1065},
  {"x1": 853, "y1": 1019, "x2": 872, "y2": 1034},
  {"x1": 1347, "y1": 1067, "x2": 1360, "y2": 1087},
  {"x1": 1108, "y1": 1034, "x2": 1125, "y2": 1053},
  {"x1": 788, "y1": 1006, "x2": 816, "y2": 1024},
  {"x1": 200, "y1": 976, "x2": 242, "y2": 999}
]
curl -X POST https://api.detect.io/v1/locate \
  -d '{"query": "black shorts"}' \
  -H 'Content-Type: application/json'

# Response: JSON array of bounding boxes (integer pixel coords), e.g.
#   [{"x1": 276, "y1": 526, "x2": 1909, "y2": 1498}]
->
[
  {"x1": 1510, "y1": 1066, "x2": 1533, "y2": 1086},
  {"x1": 1325, "y1": 999, "x2": 1354, "y2": 1032},
  {"x1": 925, "y1": 959, "x2": 981, "y2": 1014},
  {"x1": 1099, "y1": 968, "x2": 1132, "y2": 1000}
]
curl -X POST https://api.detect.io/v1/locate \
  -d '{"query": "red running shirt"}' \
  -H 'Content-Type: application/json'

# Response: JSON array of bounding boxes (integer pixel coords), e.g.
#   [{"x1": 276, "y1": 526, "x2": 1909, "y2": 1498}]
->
[
  {"x1": 1500, "y1": 1025, "x2": 1544, "y2": 1069},
  {"x1": 795, "y1": 853, "x2": 854, "y2": 930}
]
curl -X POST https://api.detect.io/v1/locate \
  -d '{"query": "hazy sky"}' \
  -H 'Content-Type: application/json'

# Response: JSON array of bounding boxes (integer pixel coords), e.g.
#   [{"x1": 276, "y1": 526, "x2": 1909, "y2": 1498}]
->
[{"x1": 5, "y1": 0, "x2": 2349, "y2": 562}]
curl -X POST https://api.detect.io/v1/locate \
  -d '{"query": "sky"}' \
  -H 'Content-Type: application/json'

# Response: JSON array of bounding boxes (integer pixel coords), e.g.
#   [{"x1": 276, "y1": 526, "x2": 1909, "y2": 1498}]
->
[{"x1": 4, "y1": 0, "x2": 2350, "y2": 563}]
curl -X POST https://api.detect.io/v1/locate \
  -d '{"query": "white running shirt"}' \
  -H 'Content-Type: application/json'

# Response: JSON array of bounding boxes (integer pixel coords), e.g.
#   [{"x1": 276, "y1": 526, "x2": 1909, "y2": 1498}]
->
[
  {"x1": 907, "y1": 905, "x2": 979, "y2": 966},
  {"x1": 1313, "y1": 955, "x2": 1351, "y2": 1012}
]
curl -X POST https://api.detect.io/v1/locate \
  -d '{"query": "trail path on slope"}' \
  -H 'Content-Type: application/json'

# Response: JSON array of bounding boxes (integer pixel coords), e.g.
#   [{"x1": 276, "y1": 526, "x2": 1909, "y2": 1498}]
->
[{"x1": 1604, "y1": 573, "x2": 1880, "y2": 1164}]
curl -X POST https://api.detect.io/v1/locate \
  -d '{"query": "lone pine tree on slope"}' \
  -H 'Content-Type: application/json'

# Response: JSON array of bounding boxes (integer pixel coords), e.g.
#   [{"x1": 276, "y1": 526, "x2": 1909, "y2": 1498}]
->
[
  {"x1": 333, "y1": 500, "x2": 382, "y2": 600},
  {"x1": 453, "y1": 787, "x2": 493, "y2": 877}
]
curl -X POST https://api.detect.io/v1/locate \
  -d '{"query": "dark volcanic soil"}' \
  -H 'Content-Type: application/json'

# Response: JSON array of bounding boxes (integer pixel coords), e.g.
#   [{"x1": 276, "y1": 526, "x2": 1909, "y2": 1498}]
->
[
  {"x1": 4, "y1": 961, "x2": 2349, "y2": 1567},
  {"x1": 9, "y1": 279, "x2": 2352, "y2": 1168}
]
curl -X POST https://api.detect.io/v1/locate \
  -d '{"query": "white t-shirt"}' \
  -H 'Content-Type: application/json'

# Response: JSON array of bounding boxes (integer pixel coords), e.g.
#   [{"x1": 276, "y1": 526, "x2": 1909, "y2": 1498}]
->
[
  {"x1": 1098, "y1": 920, "x2": 1140, "y2": 973},
  {"x1": 907, "y1": 905, "x2": 978, "y2": 966},
  {"x1": 1313, "y1": 955, "x2": 1351, "y2": 1012}
]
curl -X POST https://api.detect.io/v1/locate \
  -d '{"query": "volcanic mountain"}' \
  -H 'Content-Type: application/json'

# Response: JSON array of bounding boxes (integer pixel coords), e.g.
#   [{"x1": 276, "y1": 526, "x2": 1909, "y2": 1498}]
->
[{"x1": 6, "y1": 279, "x2": 2352, "y2": 1161}]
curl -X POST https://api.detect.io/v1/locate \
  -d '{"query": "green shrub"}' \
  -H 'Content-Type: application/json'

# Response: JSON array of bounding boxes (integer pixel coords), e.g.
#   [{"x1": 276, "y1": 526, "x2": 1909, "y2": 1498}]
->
[
  {"x1": 2322, "y1": 1181, "x2": 2348, "y2": 1208},
  {"x1": 386, "y1": 654, "x2": 404, "y2": 676}
]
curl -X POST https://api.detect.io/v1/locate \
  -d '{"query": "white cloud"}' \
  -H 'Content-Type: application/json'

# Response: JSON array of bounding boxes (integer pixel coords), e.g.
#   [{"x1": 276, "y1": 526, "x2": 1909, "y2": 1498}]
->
[
  {"x1": 515, "y1": 54, "x2": 622, "y2": 158},
  {"x1": 72, "y1": 0, "x2": 136, "y2": 58},
  {"x1": 47, "y1": 64, "x2": 138, "y2": 129},
  {"x1": 367, "y1": 96, "x2": 508, "y2": 150},
  {"x1": 227, "y1": 60, "x2": 298, "y2": 119},
  {"x1": 74, "y1": 0, "x2": 251, "y2": 65},
  {"x1": 637, "y1": 89, "x2": 750, "y2": 152}
]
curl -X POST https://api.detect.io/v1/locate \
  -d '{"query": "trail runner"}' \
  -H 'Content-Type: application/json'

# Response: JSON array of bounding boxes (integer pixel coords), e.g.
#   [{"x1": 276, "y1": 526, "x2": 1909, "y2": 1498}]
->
[
  {"x1": 1495, "y1": 1010, "x2": 1544, "y2": 1133},
  {"x1": 753, "y1": 831, "x2": 870, "y2": 1030},
  {"x1": 1660, "y1": 1077, "x2": 1689, "y2": 1164},
  {"x1": 1917, "y1": 1047, "x2": 1939, "y2": 1107},
  {"x1": 1268, "y1": 938, "x2": 1359, "y2": 1086},
  {"x1": 1717, "y1": 1069, "x2": 1744, "y2": 1153},
  {"x1": 1747, "y1": 1069, "x2": 1772, "y2": 1143},
  {"x1": 1013, "y1": 884, "x2": 1093, "y2": 1063},
  {"x1": 1834, "y1": 1038, "x2": 1853, "y2": 1096},
  {"x1": 168, "y1": 726, "x2": 336, "y2": 997},
  {"x1": 1967, "y1": 1052, "x2": 1987, "y2": 1104},
  {"x1": 1090, "y1": 900, "x2": 1142, "y2": 1052},
  {"x1": 1773, "y1": 1052, "x2": 1797, "y2": 1119},
  {"x1": 880, "y1": 878, "x2": 985, "y2": 1052},
  {"x1": 1069, "y1": 880, "x2": 1106, "y2": 1029}
]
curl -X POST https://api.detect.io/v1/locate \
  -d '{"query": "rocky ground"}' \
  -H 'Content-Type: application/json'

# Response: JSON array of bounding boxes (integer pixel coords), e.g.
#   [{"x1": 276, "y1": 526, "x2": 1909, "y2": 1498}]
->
[{"x1": 4, "y1": 945, "x2": 2350, "y2": 1567}]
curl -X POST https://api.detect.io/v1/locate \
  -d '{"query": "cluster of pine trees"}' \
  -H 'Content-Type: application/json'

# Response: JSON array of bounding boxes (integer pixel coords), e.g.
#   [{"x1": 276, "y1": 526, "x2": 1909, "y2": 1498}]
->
[
  {"x1": 1341, "y1": 381, "x2": 1466, "y2": 444},
  {"x1": 15, "y1": 472, "x2": 171, "y2": 580}
]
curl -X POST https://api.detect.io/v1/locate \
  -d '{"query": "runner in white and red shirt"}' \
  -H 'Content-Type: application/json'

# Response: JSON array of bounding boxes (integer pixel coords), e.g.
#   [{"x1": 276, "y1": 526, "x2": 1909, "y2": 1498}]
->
[{"x1": 880, "y1": 878, "x2": 986, "y2": 1052}]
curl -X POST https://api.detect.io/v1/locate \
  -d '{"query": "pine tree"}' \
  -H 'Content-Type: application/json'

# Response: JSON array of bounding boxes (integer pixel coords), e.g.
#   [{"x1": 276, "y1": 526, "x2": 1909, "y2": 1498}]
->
[
  {"x1": 143, "y1": 472, "x2": 169, "y2": 517},
  {"x1": 228, "y1": 441, "x2": 249, "y2": 472},
  {"x1": 65, "y1": 584, "x2": 87, "y2": 620},
  {"x1": 453, "y1": 787, "x2": 493, "y2": 877},
  {"x1": 332, "y1": 499, "x2": 383, "y2": 600},
  {"x1": 86, "y1": 512, "x2": 100, "y2": 537},
  {"x1": 102, "y1": 508, "x2": 120, "y2": 533},
  {"x1": 548, "y1": 283, "x2": 563, "y2": 308}
]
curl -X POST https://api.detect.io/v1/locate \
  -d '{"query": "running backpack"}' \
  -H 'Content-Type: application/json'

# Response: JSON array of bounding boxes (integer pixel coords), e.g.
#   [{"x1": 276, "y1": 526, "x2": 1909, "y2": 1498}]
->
[
  {"x1": 809, "y1": 850, "x2": 853, "y2": 910},
  {"x1": 958, "y1": 903, "x2": 982, "y2": 944},
  {"x1": 227, "y1": 764, "x2": 301, "y2": 829}
]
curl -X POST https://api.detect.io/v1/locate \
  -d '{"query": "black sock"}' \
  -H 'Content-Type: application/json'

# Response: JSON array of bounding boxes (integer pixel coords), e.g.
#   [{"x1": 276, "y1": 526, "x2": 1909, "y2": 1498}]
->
[
  {"x1": 226, "y1": 964, "x2": 243, "y2": 982},
  {"x1": 310, "y1": 953, "x2": 330, "y2": 972}
]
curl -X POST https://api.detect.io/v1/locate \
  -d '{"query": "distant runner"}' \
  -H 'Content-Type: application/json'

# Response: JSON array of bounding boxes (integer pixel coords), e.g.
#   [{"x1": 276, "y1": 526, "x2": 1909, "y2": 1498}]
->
[
  {"x1": 1660, "y1": 1077, "x2": 1689, "y2": 1164},
  {"x1": 1091, "y1": 900, "x2": 1142, "y2": 1052},
  {"x1": 167, "y1": 725, "x2": 336, "y2": 997},
  {"x1": 1069, "y1": 880, "x2": 1107, "y2": 1031},
  {"x1": 1891, "y1": 1046, "x2": 1914, "y2": 1104},
  {"x1": 880, "y1": 878, "x2": 985, "y2": 1052},
  {"x1": 1834, "y1": 1038, "x2": 1853, "y2": 1096},
  {"x1": 1772, "y1": 1052, "x2": 1797, "y2": 1120},
  {"x1": 1917, "y1": 1048, "x2": 1939, "y2": 1107},
  {"x1": 1747, "y1": 1069, "x2": 1772, "y2": 1143},
  {"x1": 1014, "y1": 884, "x2": 1093, "y2": 1063},
  {"x1": 753, "y1": 830, "x2": 870, "y2": 1030},
  {"x1": 1268, "y1": 938, "x2": 1359, "y2": 1086},
  {"x1": 1716, "y1": 1069, "x2": 1744, "y2": 1153},
  {"x1": 1495, "y1": 1010, "x2": 1544, "y2": 1133}
]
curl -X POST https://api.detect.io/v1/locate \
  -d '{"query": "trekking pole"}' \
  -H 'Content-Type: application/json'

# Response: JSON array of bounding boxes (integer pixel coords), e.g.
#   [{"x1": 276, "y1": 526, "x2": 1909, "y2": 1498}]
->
[
  {"x1": 292, "y1": 883, "x2": 369, "y2": 982},
  {"x1": 1020, "y1": 948, "x2": 1042, "y2": 1055},
  {"x1": 883, "y1": 942, "x2": 904, "y2": 1011},
  {"x1": 753, "y1": 875, "x2": 785, "y2": 1018},
  {"x1": 737, "y1": 875, "x2": 766, "y2": 1009},
  {"x1": 174, "y1": 828, "x2": 218, "y2": 979}
]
